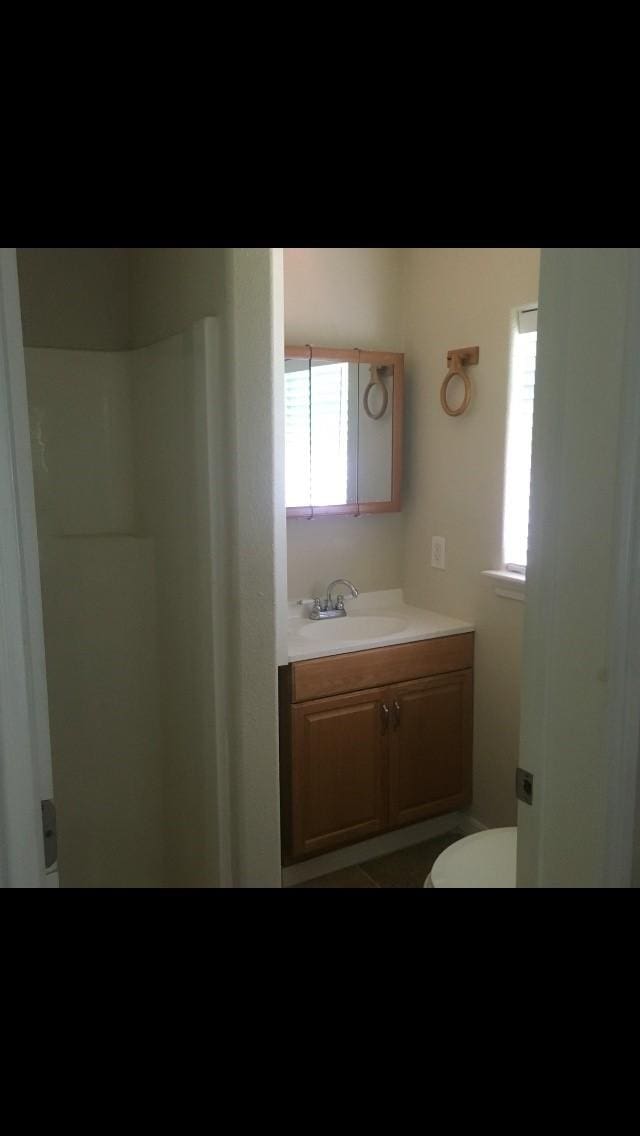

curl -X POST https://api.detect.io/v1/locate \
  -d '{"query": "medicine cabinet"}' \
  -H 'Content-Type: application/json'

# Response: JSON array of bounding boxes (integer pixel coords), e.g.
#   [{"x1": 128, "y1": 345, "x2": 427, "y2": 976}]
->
[{"x1": 284, "y1": 346, "x2": 404, "y2": 517}]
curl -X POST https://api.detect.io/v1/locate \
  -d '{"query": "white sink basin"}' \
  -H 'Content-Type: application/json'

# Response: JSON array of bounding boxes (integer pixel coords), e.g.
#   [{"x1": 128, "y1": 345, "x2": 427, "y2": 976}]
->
[
  {"x1": 287, "y1": 590, "x2": 475, "y2": 662},
  {"x1": 298, "y1": 615, "x2": 407, "y2": 642}
]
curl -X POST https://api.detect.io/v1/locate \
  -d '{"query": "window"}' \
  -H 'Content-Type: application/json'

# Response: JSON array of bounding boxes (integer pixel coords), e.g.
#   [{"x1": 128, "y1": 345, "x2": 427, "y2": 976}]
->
[
  {"x1": 284, "y1": 361, "x2": 352, "y2": 507},
  {"x1": 503, "y1": 306, "x2": 537, "y2": 573}
]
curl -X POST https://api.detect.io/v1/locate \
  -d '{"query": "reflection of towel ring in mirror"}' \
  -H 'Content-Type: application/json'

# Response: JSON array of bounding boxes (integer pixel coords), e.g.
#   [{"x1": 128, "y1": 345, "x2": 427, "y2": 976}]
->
[{"x1": 363, "y1": 365, "x2": 389, "y2": 420}]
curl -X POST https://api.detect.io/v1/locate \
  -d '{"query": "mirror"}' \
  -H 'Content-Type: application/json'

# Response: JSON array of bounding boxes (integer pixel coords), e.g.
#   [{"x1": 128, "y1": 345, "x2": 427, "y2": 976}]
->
[{"x1": 284, "y1": 346, "x2": 403, "y2": 516}]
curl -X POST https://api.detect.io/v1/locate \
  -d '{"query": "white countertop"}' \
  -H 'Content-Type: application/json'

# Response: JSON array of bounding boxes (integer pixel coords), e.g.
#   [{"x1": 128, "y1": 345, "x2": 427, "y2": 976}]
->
[{"x1": 287, "y1": 589, "x2": 474, "y2": 662}]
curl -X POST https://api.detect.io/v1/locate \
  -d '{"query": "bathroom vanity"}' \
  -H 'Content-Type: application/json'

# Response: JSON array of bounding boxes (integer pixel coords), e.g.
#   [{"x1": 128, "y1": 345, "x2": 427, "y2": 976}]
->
[{"x1": 279, "y1": 593, "x2": 474, "y2": 863}]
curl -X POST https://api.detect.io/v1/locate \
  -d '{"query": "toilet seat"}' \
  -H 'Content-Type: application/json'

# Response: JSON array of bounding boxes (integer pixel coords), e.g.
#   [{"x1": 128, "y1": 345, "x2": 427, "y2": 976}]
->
[{"x1": 425, "y1": 827, "x2": 517, "y2": 888}]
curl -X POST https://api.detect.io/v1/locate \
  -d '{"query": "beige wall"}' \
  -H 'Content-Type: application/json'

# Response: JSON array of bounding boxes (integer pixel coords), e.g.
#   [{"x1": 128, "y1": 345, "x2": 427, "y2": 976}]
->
[
  {"x1": 128, "y1": 247, "x2": 225, "y2": 346},
  {"x1": 17, "y1": 248, "x2": 130, "y2": 349},
  {"x1": 402, "y1": 247, "x2": 540, "y2": 827},
  {"x1": 285, "y1": 247, "x2": 404, "y2": 350},
  {"x1": 287, "y1": 513, "x2": 405, "y2": 600},
  {"x1": 17, "y1": 247, "x2": 225, "y2": 351},
  {"x1": 284, "y1": 247, "x2": 405, "y2": 598}
]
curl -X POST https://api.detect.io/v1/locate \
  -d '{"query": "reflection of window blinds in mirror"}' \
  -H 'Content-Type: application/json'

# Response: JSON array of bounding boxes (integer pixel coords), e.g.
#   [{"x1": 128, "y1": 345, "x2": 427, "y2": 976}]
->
[{"x1": 285, "y1": 363, "x2": 350, "y2": 507}]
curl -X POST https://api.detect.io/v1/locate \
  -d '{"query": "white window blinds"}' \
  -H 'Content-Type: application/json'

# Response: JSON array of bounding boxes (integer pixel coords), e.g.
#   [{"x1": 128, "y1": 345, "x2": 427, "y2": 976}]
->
[{"x1": 503, "y1": 307, "x2": 538, "y2": 571}]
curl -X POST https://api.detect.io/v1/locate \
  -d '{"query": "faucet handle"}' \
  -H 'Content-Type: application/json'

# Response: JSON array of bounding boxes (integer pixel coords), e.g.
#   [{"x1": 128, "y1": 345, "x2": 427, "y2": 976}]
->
[{"x1": 336, "y1": 595, "x2": 345, "y2": 610}]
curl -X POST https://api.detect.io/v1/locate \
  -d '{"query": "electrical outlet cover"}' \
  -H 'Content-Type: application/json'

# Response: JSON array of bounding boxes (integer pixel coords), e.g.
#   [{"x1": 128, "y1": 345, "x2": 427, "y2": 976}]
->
[{"x1": 431, "y1": 536, "x2": 446, "y2": 570}]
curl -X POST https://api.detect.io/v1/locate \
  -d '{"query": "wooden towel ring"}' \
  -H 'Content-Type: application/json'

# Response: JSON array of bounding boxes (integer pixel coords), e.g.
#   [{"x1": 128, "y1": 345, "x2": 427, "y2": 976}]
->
[
  {"x1": 363, "y1": 365, "x2": 389, "y2": 420},
  {"x1": 440, "y1": 346, "x2": 479, "y2": 417}
]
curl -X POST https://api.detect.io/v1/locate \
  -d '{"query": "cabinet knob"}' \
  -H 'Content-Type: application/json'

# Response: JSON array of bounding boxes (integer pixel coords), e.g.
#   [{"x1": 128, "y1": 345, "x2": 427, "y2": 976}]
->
[
  {"x1": 393, "y1": 700, "x2": 401, "y2": 729},
  {"x1": 381, "y1": 703, "x2": 390, "y2": 734}
]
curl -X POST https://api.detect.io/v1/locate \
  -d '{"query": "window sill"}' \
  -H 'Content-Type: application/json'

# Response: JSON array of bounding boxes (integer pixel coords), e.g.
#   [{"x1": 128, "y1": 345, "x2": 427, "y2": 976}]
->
[{"x1": 482, "y1": 569, "x2": 526, "y2": 603}]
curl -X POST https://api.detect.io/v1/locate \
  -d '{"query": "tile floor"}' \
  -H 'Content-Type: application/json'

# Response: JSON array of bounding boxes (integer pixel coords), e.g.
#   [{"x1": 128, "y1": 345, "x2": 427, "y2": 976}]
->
[{"x1": 293, "y1": 830, "x2": 464, "y2": 889}]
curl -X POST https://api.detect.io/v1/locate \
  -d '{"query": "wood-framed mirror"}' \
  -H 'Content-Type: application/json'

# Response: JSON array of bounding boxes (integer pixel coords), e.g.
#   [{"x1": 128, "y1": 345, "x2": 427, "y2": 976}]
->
[{"x1": 284, "y1": 345, "x2": 403, "y2": 517}]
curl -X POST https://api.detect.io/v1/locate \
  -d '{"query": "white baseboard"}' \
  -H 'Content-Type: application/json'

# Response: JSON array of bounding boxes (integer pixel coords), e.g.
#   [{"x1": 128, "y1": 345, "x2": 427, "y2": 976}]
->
[
  {"x1": 282, "y1": 812, "x2": 463, "y2": 888},
  {"x1": 456, "y1": 813, "x2": 488, "y2": 835}
]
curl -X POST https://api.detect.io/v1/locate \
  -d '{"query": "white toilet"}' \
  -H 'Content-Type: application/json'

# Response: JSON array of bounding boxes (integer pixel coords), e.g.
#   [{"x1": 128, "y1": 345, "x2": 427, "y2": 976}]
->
[{"x1": 425, "y1": 827, "x2": 517, "y2": 888}]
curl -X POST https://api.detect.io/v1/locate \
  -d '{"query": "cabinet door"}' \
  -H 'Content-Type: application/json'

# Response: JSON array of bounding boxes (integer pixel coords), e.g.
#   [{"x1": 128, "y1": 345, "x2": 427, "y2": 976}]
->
[
  {"x1": 389, "y1": 670, "x2": 472, "y2": 828},
  {"x1": 291, "y1": 687, "x2": 389, "y2": 859}
]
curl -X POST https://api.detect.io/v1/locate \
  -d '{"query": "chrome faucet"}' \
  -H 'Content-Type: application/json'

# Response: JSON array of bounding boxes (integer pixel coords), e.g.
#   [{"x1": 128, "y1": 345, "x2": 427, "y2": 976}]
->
[{"x1": 310, "y1": 579, "x2": 359, "y2": 620}]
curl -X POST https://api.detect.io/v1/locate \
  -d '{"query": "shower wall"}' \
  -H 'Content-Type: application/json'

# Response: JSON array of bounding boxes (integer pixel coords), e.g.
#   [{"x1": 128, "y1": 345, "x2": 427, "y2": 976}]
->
[
  {"x1": 132, "y1": 319, "x2": 221, "y2": 888},
  {"x1": 19, "y1": 248, "x2": 226, "y2": 889},
  {"x1": 42, "y1": 535, "x2": 162, "y2": 887},
  {"x1": 24, "y1": 322, "x2": 222, "y2": 888},
  {"x1": 26, "y1": 347, "x2": 163, "y2": 887}
]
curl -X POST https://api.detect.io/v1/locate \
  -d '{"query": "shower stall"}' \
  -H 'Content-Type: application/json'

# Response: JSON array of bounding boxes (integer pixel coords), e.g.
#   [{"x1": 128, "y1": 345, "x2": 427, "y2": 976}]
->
[{"x1": 24, "y1": 312, "x2": 227, "y2": 887}]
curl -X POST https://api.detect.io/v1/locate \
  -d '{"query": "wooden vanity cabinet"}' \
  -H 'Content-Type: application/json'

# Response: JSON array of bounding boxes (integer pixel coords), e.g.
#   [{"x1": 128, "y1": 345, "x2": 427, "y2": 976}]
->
[
  {"x1": 291, "y1": 687, "x2": 388, "y2": 858},
  {"x1": 388, "y1": 670, "x2": 473, "y2": 829},
  {"x1": 280, "y1": 633, "x2": 473, "y2": 864}
]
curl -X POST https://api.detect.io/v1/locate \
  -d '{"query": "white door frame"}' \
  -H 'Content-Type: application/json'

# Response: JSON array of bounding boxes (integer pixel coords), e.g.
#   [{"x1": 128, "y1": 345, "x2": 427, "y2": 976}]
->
[
  {"x1": 0, "y1": 248, "x2": 55, "y2": 888},
  {"x1": 601, "y1": 250, "x2": 640, "y2": 886},
  {"x1": 518, "y1": 248, "x2": 640, "y2": 887}
]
